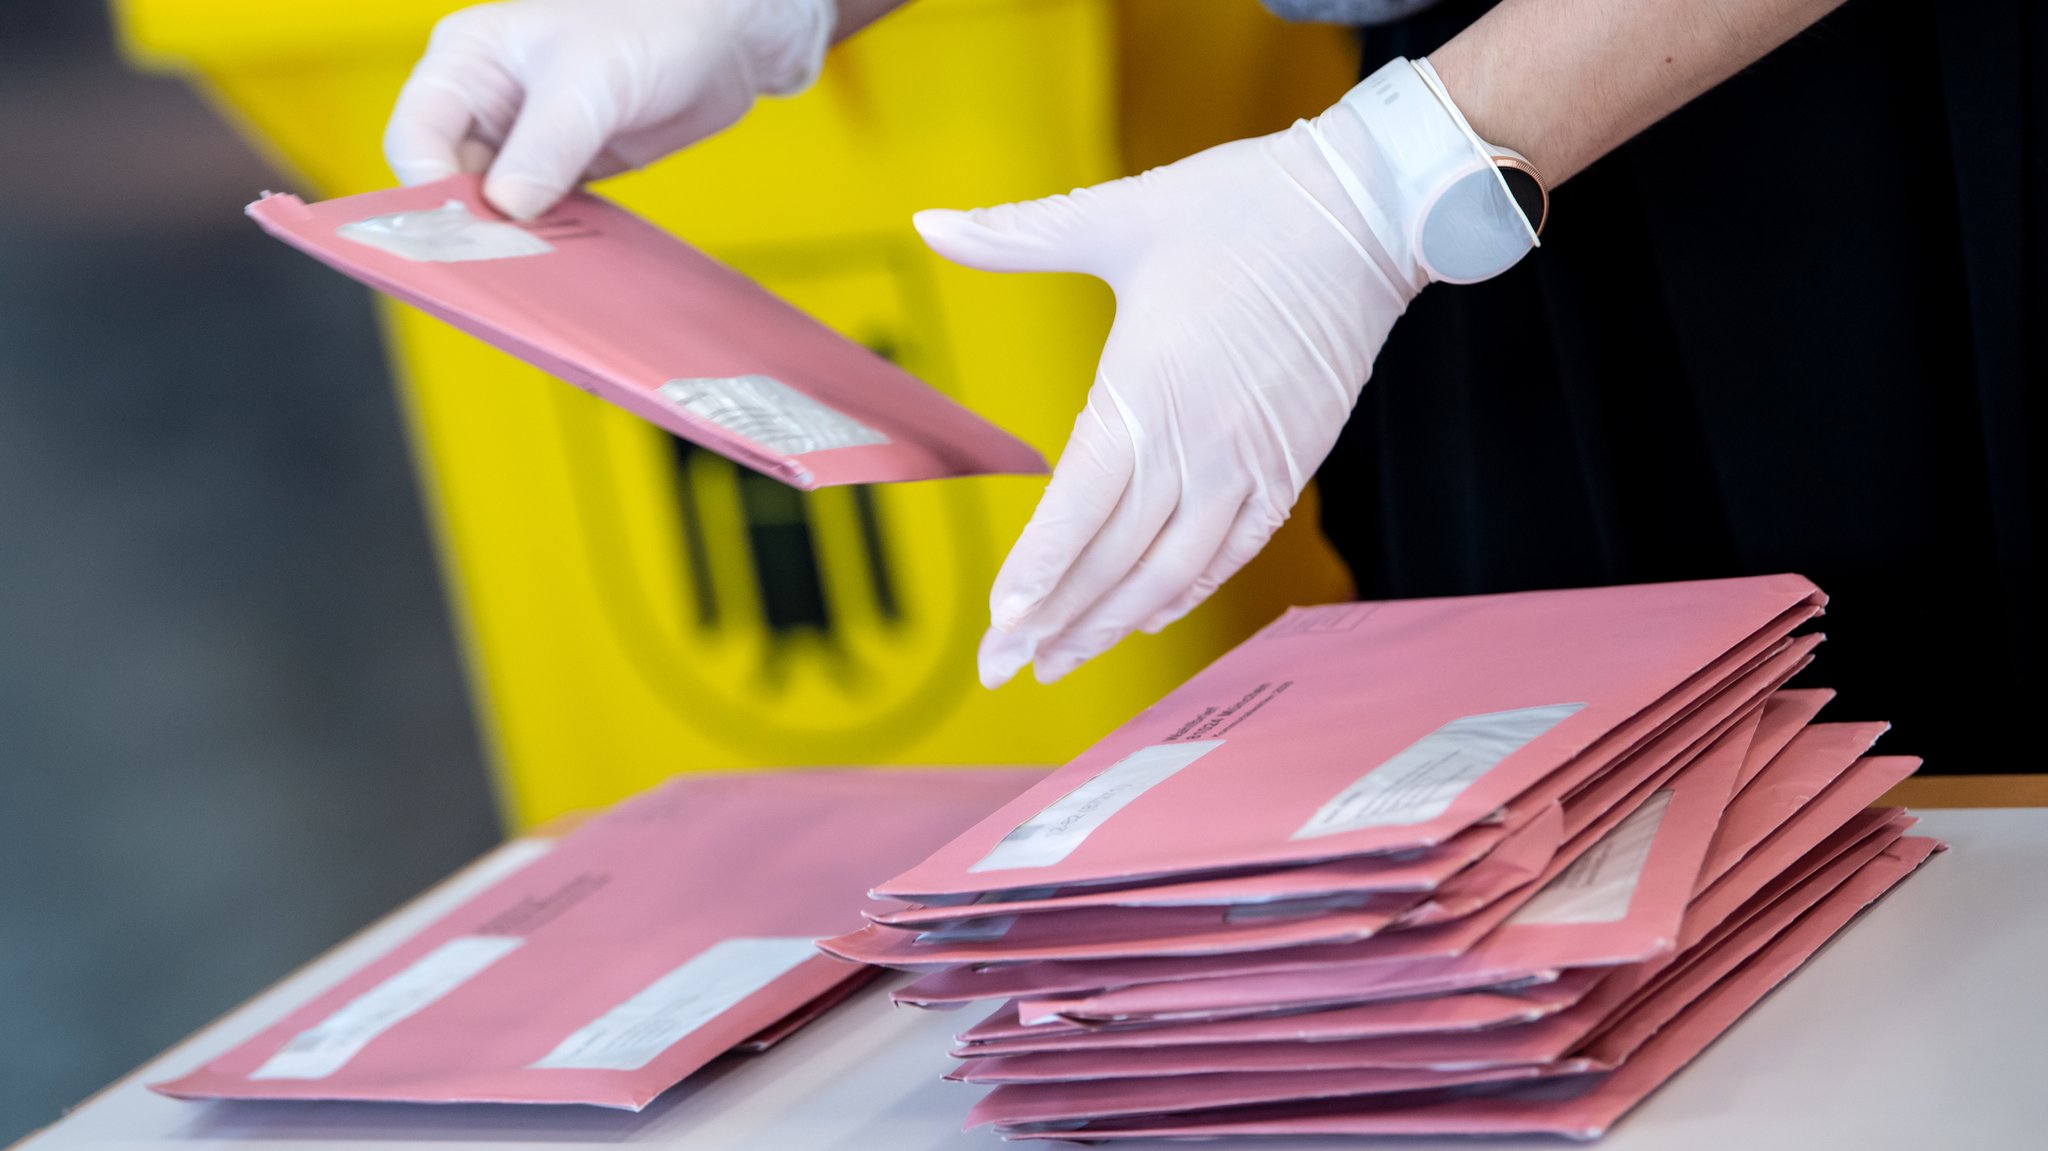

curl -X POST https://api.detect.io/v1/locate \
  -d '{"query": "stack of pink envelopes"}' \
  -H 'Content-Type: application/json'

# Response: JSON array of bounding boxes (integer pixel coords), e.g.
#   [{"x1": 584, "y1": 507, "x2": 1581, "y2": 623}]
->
[{"x1": 822, "y1": 575, "x2": 1941, "y2": 1141}]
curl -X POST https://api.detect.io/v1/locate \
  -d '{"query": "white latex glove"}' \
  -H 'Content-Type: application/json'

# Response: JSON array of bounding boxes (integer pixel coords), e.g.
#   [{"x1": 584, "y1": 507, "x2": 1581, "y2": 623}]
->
[
  {"x1": 917, "y1": 58, "x2": 1537, "y2": 688},
  {"x1": 384, "y1": 0, "x2": 836, "y2": 219}
]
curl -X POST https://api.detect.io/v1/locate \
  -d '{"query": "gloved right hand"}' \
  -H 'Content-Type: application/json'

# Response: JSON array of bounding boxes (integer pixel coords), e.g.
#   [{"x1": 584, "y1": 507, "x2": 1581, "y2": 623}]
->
[{"x1": 384, "y1": 0, "x2": 837, "y2": 220}]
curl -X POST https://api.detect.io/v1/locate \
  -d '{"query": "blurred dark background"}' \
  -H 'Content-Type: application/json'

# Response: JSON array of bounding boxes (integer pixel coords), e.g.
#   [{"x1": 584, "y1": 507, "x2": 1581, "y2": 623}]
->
[{"x1": 0, "y1": 3, "x2": 500, "y2": 1141}]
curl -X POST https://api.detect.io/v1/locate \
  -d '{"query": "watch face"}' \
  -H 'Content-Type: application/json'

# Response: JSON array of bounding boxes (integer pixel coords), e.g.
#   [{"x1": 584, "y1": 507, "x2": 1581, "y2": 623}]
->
[{"x1": 1416, "y1": 164, "x2": 1539, "y2": 284}]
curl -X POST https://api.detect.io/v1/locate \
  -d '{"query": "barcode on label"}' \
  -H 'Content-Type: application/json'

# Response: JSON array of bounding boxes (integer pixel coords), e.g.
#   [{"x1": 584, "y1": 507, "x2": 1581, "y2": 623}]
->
[
  {"x1": 659, "y1": 375, "x2": 888, "y2": 457},
  {"x1": 252, "y1": 936, "x2": 523, "y2": 1080},
  {"x1": 531, "y1": 937, "x2": 819, "y2": 1072},
  {"x1": 1294, "y1": 703, "x2": 1585, "y2": 839},
  {"x1": 971, "y1": 741, "x2": 1226, "y2": 873}
]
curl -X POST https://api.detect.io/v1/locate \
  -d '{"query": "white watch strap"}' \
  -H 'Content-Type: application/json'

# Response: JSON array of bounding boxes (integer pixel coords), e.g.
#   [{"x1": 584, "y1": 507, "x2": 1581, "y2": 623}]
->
[
  {"x1": 1323, "y1": 57, "x2": 1542, "y2": 286},
  {"x1": 1410, "y1": 57, "x2": 1542, "y2": 249}
]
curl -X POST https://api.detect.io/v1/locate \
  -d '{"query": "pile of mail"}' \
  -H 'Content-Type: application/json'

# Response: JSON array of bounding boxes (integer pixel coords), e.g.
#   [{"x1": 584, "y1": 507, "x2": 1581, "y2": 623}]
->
[{"x1": 823, "y1": 575, "x2": 1940, "y2": 1140}]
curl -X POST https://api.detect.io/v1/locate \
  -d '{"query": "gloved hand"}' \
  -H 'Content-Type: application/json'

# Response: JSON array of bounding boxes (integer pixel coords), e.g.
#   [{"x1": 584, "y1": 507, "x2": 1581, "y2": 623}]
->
[
  {"x1": 918, "y1": 58, "x2": 1535, "y2": 688},
  {"x1": 384, "y1": 0, "x2": 837, "y2": 220}
]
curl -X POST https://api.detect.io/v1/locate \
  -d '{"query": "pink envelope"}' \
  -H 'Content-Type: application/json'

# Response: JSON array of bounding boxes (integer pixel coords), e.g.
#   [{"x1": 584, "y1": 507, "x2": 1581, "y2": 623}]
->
[
  {"x1": 1518, "y1": 631, "x2": 1816, "y2": 842},
  {"x1": 999, "y1": 810, "x2": 1563, "y2": 1027},
  {"x1": 875, "y1": 576, "x2": 1825, "y2": 900},
  {"x1": 1391, "y1": 802, "x2": 1563, "y2": 926},
  {"x1": 1032, "y1": 712, "x2": 1751, "y2": 1024},
  {"x1": 907, "y1": 718, "x2": 1734, "y2": 1018},
  {"x1": 1000, "y1": 709, "x2": 1893, "y2": 1026},
  {"x1": 1564, "y1": 847, "x2": 1933, "y2": 1089},
  {"x1": 1581, "y1": 817, "x2": 1917, "y2": 1067},
  {"x1": 1685, "y1": 755, "x2": 1921, "y2": 947},
  {"x1": 825, "y1": 889, "x2": 1422, "y2": 968},
  {"x1": 966, "y1": 816, "x2": 1906, "y2": 1087},
  {"x1": 884, "y1": 622, "x2": 1808, "y2": 976},
  {"x1": 731, "y1": 967, "x2": 883, "y2": 1053},
  {"x1": 150, "y1": 767, "x2": 1045, "y2": 1110},
  {"x1": 958, "y1": 970, "x2": 1607, "y2": 1056},
  {"x1": 1680, "y1": 807, "x2": 1912, "y2": 958},
  {"x1": 993, "y1": 836, "x2": 1939, "y2": 1140},
  {"x1": 967, "y1": 1063, "x2": 1568, "y2": 1129},
  {"x1": 887, "y1": 685, "x2": 1771, "y2": 1010},
  {"x1": 246, "y1": 177, "x2": 1046, "y2": 489},
  {"x1": 845, "y1": 753, "x2": 1641, "y2": 974},
  {"x1": 953, "y1": 1031, "x2": 1576, "y2": 1083},
  {"x1": 902, "y1": 951, "x2": 1544, "y2": 1013},
  {"x1": 1736, "y1": 688, "x2": 1835, "y2": 791},
  {"x1": 1041, "y1": 731, "x2": 1894, "y2": 1030},
  {"x1": 868, "y1": 821, "x2": 1520, "y2": 929},
  {"x1": 848, "y1": 803, "x2": 1559, "y2": 967},
  {"x1": 1698, "y1": 721, "x2": 1890, "y2": 891},
  {"x1": 835, "y1": 662, "x2": 1778, "y2": 973},
  {"x1": 883, "y1": 640, "x2": 1794, "y2": 934}
]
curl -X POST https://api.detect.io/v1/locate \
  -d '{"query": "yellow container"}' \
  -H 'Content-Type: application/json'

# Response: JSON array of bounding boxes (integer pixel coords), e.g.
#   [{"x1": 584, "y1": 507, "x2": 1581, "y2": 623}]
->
[{"x1": 114, "y1": 0, "x2": 1358, "y2": 828}]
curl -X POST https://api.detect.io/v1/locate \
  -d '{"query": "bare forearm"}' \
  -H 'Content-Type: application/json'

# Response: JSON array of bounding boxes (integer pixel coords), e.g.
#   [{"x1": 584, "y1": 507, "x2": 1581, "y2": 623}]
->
[
  {"x1": 1430, "y1": 0, "x2": 1846, "y2": 184},
  {"x1": 832, "y1": 0, "x2": 914, "y2": 41}
]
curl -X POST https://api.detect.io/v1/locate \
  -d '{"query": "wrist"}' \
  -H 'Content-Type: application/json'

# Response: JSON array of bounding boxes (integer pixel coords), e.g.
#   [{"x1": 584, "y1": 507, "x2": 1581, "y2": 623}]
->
[
  {"x1": 1311, "y1": 56, "x2": 1544, "y2": 286},
  {"x1": 1423, "y1": 38, "x2": 1546, "y2": 175},
  {"x1": 732, "y1": 0, "x2": 836, "y2": 96}
]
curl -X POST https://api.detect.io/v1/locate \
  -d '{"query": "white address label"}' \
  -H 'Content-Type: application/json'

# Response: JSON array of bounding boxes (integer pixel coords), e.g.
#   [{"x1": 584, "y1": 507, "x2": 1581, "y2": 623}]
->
[
  {"x1": 251, "y1": 935, "x2": 523, "y2": 1080},
  {"x1": 1293, "y1": 703, "x2": 1585, "y2": 839},
  {"x1": 659, "y1": 374, "x2": 888, "y2": 458},
  {"x1": 531, "y1": 937, "x2": 819, "y2": 1071},
  {"x1": 336, "y1": 200, "x2": 554, "y2": 262},
  {"x1": 1510, "y1": 789, "x2": 1673, "y2": 926},
  {"x1": 971, "y1": 741, "x2": 1225, "y2": 873}
]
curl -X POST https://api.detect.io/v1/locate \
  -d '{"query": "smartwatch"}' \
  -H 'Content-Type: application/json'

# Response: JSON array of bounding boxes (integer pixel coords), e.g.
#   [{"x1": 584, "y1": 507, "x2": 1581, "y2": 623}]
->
[
  {"x1": 1416, "y1": 144, "x2": 1551, "y2": 283},
  {"x1": 1328, "y1": 57, "x2": 1552, "y2": 287}
]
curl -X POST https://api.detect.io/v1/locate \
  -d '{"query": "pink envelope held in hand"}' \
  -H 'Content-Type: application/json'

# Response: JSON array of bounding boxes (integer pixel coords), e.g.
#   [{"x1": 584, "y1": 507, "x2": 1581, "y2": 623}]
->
[{"x1": 246, "y1": 176, "x2": 1047, "y2": 489}]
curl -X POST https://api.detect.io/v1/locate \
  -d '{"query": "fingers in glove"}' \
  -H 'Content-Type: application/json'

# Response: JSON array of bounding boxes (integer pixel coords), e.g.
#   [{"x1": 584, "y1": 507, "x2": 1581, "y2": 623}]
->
[
  {"x1": 979, "y1": 470, "x2": 1178, "y2": 687},
  {"x1": 990, "y1": 393, "x2": 1133, "y2": 624},
  {"x1": 983, "y1": 411, "x2": 1187, "y2": 686},
  {"x1": 977, "y1": 456, "x2": 1174, "y2": 689},
  {"x1": 482, "y1": 70, "x2": 615, "y2": 220},
  {"x1": 1135, "y1": 496, "x2": 1291, "y2": 636},
  {"x1": 977, "y1": 398, "x2": 1135, "y2": 687},
  {"x1": 913, "y1": 182, "x2": 1130, "y2": 278},
  {"x1": 977, "y1": 625, "x2": 1040, "y2": 693},
  {"x1": 385, "y1": 7, "x2": 526, "y2": 185},
  {"x1": 386, "y1": 40, "x2": 516, "y2": 185},
  {"x1": 385, "y1": 77, "x2": 474, "y2": 185},
  {"x1": 1028, "y1": 481, "x2": 1254, "y2": 683}
]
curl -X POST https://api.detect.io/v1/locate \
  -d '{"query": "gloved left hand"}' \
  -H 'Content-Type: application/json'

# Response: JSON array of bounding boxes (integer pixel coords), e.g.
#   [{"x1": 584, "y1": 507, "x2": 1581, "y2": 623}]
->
[
  {"x1": 920, "y1": 66, "x2": 1504, "y2": 688},
  {"x1": 923, "y1": 58, "x2": 1536, "y2": 688}
]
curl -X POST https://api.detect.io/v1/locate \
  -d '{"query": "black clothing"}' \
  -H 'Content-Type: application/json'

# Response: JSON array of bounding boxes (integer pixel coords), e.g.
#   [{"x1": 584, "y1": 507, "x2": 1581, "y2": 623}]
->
[{"x1": 1316, "y1": 0, "x2": 2044, "y2": 770}]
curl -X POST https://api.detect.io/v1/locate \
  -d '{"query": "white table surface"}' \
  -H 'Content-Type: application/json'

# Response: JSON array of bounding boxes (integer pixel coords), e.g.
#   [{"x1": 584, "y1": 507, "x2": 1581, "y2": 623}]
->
[{"x1": 16, "y1": 807, "x2": 2046, "y2": 1151}]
